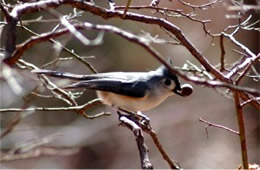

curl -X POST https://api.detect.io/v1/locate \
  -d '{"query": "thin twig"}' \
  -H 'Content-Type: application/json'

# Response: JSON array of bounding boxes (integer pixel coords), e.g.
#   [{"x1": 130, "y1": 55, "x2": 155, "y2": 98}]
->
[
  {"x1": 235, "y1": 53, "x2": 260, "y2": 85},
  {"x1": 114, "y1": 5, "x2": 211, "y2": 26},
  {"x1": 0, "y1": 114, "x2": 22, "y2": 139},
  {"x1": 147, "y1": 130, "x2": 181, "y2": 169},
  {"x1": 123, "y1": 0, "x2": 132, "y2": 18},
  {"x1": 220, "y1": 34, "x2": 226, "y2": 72},
  {"x1": 17, "y1": 59, "x2": 77, "y2": 106},
  {"x1": 47, "y1": 8, "x2": 102, "y2": 46},
  {"x1": 240, "y1": 97, "x2": 260, "y2": 107},
  {"x1": 199, "y1": 117, "x2": 239, "y2": 135},
  {"x1": 21, "y1": 25, "x2": 97, "y2": 73},
  {"x1": 0, "y1": 99, "x2": 109, "y2": 119}
]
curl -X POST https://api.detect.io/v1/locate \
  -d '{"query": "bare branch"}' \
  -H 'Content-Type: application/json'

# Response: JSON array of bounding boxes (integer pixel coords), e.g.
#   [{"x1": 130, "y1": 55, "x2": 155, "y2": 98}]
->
[
  {"x1": 220, "y1": 34, "x2": 226, "y2": 72},
  {"x1": 21, "y1": 25, "x2": 97, "y2": 73},
  {"x1": 47, "y1": 8, "x2": 102, "y2": 46},
  {"x1": 118, "y1": 113, "x2": 153, "y2": 169},
  {"x1": 117, "y1": 110, "x2": 180, "y2": 169},
  {"x1": 235, "y1": 53, "x2": 260, "y2": 84},
  {"x1": 114, "y1": 5, "x2": 211, "y2": 26},
  {"x1": 123, "y1": 0, "x2": 132, "y2": 17},
  {"x1": 148, "y1": 130, "x2": 181, "y2": 169},
  {"x1": 199, "y1": 118, "x2": 239, "y2": 135},
  {"x1": 240, "y1": 97, "x2": 260, "y2": 107},
  {"x1": 226, "y1": 52, "x2": 259, "y2": 80},
  {"x1": 0, "y1": 113, "x2": 25, "y2": 139},
  {"x1": 17, "y1": 59, "x2": 77, "y2": 106},
  {"x1": 233, "y1": 92, "x2": 249, "y2": 169},
  {"x1": 0, "y1": 98, "x2": 110, "y2": 119},
  {"x1": 223, "y1": 33, "x2": 256, "y2": 64}
]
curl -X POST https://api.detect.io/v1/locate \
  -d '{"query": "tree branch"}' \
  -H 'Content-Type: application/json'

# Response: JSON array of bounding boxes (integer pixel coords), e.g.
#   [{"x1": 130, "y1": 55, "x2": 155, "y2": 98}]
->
[
  {"x1": 0, "y1": 99, "x2": 110, "y2": 119},
  {"x1": 199, "y1": 117, "x2": 239, "y2": 136},
  {"x1": 233, "y1": 92, "x2": 249, "y2": 169},
  {"x1": 118, "y1": 113, "x2": 153, "y2": 169}
]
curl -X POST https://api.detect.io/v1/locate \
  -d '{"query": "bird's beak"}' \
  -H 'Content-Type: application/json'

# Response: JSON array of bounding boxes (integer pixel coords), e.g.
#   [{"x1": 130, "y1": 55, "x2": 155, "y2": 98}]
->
[{"x1": 173, "y1": 89, "x2": 184, "y2": 97}]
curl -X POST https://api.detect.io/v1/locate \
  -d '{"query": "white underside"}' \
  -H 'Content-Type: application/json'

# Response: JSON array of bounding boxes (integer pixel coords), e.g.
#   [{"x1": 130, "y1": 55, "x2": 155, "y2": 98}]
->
[{"x1": 96, "y1": 90, "x2": 172, "y2": 111}]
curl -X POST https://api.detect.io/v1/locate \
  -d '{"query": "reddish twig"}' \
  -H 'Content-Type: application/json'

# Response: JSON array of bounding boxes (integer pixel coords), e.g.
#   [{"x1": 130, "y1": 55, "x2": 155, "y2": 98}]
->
[
  {"x1": 220, "y1": 34, "x2": 226, "y2": 72},
  {"x1": 123, "y1": 0, "x2": 132, "y2": 17},
  {"x1": 0, "y1": 113, "x2": 22, "y2": 139},
  {"x1": 233, "y1": 92, "x2": 249, "y2": 169},
  {"x1": 147, "y1": 130, "x2": 181, "y2": 169},
  {"x1": 199, "y1": 118, "x2": 239, "y2": 136}
]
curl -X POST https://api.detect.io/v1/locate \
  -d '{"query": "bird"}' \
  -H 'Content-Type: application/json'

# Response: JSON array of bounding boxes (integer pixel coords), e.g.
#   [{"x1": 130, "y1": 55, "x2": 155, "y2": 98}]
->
[{"x1": 32, "y1": 65, "x2": 193, "y2": 112}]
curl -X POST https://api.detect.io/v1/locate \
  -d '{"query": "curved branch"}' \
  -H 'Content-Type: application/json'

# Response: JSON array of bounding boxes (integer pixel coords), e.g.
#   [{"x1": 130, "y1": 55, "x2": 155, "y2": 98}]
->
[{"x1": 233, "y1": 92, "x2": 249, "y2": 169}]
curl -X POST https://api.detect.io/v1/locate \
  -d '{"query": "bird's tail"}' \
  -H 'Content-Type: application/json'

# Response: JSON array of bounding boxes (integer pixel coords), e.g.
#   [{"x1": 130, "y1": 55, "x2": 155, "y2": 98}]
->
[{"x1": 32, "y1": 69, "x2": 90, "y2": 80}]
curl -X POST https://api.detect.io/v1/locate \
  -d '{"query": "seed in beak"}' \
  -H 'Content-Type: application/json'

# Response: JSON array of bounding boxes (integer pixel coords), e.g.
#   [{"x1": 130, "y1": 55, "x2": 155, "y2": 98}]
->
[{"x1": 180, "y1": 84, "x2": 193, "y2": 96}]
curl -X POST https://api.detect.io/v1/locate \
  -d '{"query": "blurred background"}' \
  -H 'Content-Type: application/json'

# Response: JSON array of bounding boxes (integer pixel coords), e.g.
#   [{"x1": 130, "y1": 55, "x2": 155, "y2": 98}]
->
[{"x1": 0, "y1": 0, "x2": 259, "y2": 168}]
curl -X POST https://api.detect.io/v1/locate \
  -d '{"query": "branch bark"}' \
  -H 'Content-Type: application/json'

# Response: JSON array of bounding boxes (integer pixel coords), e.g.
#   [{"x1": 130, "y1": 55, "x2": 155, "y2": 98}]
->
[
  {"x1": 118, "y1": 113, "x2": 153, "y2": 169},
  {"x1": 233, "y1": 92, "x2": 249, "y2": 169}
]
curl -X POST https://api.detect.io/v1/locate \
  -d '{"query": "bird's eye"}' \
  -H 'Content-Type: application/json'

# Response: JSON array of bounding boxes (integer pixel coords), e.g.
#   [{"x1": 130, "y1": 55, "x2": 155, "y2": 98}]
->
[{"x1": 164, "y1": 79, "x2": 171, "y2": 86}]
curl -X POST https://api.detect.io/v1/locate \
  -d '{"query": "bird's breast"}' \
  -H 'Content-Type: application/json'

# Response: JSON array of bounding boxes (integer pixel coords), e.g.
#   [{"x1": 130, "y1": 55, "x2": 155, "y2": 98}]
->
[{"x1": 96, "y1": 90, "x2": 171, "y2": 111}]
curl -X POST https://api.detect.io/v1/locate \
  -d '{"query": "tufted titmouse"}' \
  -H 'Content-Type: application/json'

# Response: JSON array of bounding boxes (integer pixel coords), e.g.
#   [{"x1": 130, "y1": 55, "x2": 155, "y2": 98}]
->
[{"x1": 33, "y1": 65, "x2": 193, "y2": 111}]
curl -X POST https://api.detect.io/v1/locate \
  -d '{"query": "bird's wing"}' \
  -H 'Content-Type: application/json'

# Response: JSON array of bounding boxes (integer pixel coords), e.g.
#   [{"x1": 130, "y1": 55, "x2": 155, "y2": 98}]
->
[
  {"x1": 63, "y1": 79, "x2": 149, "y2": 98},
  {"x1": 32, "y1": 70, "x2": 140, "y2": 81},
  {"x1": 33, "y1": 69, "x2": 149, "y2": 97},
  {"x1": 32, "y1": 69, "x2": 94, "y2": 80}
]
